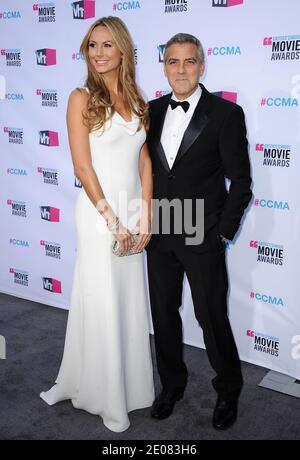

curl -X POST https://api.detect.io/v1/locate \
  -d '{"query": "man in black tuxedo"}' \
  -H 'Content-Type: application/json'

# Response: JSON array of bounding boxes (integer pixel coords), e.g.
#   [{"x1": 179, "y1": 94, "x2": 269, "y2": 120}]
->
[{"x1": 146, "y1": 33, "x2": 252, "y2": 430}]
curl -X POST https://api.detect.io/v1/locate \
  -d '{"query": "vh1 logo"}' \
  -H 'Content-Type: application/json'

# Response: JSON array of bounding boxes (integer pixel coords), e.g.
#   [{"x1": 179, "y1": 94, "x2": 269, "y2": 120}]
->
[
  {"x1": 158, "y1": 44, "x2": 166, "y2": 63},
  {"x1": 42, "y1": 277, "x2": 62, "y2": 293},
  {"x1": 72, "y1": 0, "x2": 95, "y2": 19},
  {"x1": 212, "y1": 0, "x2": 243, "y2": 6},
  {"x1": 213, "y1": 91, "x2": 237, "y2": 104},
  {"x1": 36, "y1": 48, "x2": 56, "y2": 66},
  {"x1": 39, "y1": 130, "x2": 59, "y2": 146},
  {"x1": 74, "y1": 176, "x2": 82, "y2": 188},
  {"x1": 40, "y1": 206, "x2": 60, "y2": 222}
]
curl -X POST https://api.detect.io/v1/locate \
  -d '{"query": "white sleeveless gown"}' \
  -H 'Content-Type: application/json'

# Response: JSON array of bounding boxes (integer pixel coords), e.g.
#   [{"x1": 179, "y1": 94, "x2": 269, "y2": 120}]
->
[{"x1": 40, "y1": 96, "x2": 154, "y2": 432}]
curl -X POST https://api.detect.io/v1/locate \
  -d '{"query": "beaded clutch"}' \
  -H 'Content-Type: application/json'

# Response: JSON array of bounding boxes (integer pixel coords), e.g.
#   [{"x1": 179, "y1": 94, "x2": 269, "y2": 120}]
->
[{"x1": 111, "y1": 234, "x2": 142, "y2": 257}]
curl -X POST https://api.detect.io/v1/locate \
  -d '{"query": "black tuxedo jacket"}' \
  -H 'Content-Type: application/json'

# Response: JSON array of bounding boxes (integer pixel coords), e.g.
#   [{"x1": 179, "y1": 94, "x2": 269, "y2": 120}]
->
[{"x1": 146, "y1": 83, "x2": 252, "y2": 252}]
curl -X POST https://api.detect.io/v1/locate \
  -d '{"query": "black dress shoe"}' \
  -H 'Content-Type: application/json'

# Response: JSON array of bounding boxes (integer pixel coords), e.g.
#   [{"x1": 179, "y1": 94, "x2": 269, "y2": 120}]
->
[
  {"x1": 150, "y1": 388, "x2": 184, "y2": 420},
  {"x1": 212, "y1": 398, "x2": 238, "y2": 430}
]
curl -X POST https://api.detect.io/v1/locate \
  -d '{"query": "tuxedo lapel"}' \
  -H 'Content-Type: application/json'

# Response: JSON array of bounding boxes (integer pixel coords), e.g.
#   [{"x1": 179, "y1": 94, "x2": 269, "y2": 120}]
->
[
  {"x1": 156, "y1": 139, "x2": 171, "y2": 173},
  {"x1": 151, "y1": 85, "x2": 211, "y2": 173},
  {"x1": 152, "y1": 94, "x2": 171, "y2": 173},
  {"x1": 172, "y1": 84, "x2": 210, "y2": 170}
]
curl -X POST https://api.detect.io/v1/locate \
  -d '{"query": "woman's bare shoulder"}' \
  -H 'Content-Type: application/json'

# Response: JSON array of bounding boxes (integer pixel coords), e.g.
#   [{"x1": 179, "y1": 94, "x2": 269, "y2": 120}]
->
[{"x1": 68, "y1": 87, "x2": 89, "y2": 105}]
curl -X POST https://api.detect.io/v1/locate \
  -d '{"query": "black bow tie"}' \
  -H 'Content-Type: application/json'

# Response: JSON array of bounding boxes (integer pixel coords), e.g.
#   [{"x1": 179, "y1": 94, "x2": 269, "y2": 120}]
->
[{"x1": 169, "y1": 99, "x2": 190, "y2": 113}]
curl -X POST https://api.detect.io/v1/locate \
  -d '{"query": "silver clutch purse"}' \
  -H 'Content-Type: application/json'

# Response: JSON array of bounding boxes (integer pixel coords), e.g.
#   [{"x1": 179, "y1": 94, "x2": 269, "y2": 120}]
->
[{"x1": 111, "y1": 234, "x2": 142, "y2": 257}]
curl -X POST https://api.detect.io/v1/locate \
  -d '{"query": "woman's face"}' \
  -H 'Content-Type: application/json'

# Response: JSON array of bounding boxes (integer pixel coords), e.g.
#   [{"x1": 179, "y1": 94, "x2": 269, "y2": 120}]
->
[{"x1": 88, "y1": 25, "x2": 122, "y2": 77}]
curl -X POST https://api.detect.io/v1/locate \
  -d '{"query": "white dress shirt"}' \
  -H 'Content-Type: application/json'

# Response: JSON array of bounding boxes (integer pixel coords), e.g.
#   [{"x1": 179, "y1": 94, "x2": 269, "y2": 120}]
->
[{"x1": 161, "y1": 85, "x2": 202, "y2": 169}]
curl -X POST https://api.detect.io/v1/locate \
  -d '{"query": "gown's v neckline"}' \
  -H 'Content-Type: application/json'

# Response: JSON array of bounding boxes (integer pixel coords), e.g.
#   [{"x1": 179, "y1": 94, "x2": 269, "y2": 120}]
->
[{"x1": 114, "y1": 110, "x2": 133, "y2": 124}]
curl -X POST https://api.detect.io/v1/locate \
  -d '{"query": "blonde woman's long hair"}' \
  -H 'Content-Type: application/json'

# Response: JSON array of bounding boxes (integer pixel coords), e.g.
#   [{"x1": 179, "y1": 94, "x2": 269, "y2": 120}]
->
[{"x1": 80, "y1": 16, "x2": 148, "y2": 132}]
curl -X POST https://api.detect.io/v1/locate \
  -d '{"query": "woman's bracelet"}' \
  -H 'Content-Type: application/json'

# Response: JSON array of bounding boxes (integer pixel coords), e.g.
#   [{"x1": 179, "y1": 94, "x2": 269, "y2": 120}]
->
[
  {"x1": 95, "y1": 200, "x2": 120, "y2": 232},
  {"x1": 107, "y1": 216, "x2": 120, "y2": 232}
]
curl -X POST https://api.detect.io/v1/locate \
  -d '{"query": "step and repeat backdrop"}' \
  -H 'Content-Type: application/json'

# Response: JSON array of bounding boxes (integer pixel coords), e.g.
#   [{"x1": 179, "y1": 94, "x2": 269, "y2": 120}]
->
[{"x1": 1, "y1": 0, "x2": 300, "y2": 379}]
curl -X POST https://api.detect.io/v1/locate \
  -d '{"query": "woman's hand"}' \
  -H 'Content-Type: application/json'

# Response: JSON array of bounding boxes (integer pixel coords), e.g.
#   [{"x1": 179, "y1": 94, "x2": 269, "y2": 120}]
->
[
  {"x1": 133, "y1": 214, "x2": 152, "y2": 253},
  {"x1": 113, "y1": 223, "x2": 134, "y2": 254},
  {"x1": 96, "y1": 199, "x2": 134, "y2": 254}
]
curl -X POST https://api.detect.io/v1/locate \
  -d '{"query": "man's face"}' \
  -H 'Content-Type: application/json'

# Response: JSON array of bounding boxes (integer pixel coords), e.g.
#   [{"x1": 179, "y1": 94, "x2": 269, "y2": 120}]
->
[{"x1": 164, "y1": 43, "x2": 205, "y2": 100}]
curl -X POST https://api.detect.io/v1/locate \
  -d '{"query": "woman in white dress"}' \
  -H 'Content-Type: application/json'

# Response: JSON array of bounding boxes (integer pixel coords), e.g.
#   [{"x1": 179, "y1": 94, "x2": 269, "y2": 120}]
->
[{"x1": 40, "y1": 16, "x2": 154, "y2": 433}]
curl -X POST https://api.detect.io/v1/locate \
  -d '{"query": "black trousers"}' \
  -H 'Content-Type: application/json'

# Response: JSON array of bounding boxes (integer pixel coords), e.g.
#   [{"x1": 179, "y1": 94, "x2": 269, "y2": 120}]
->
[{"x1": 147, "y1": 235, "x2": 243, "y2": 401}]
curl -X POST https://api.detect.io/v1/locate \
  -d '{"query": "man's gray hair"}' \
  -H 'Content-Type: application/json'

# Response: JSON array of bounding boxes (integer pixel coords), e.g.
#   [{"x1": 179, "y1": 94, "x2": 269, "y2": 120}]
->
[{"x1": 164, "y1": 33, "x2": 205, "y2": 63}]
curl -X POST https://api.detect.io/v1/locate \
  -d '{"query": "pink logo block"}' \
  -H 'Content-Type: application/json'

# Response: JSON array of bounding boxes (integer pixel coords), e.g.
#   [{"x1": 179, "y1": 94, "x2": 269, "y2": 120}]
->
[
  {"x1": 247, "y1": 330, "x2": 254, "y2": 337},
  {"x1": 1, "y1": 49, "x2": 6, "y2": 56},
  {"x1": 83, "y1": 0, "x2": 95, "y2": 18},
  {"x1": 263, "y1": 37, "x2": 272, "y2": 46},
  {"x1": 4, "y1": 127, "x2": 8, "y2": 132},
  {"x1": 254, "y1": 199, "x2": 259, "y2": 206},
  {"x1": 227, "y1": 0, "x2": 243, "y2": 5},
  {"x1": 250, "y1": 292, "x2": 254, "y2": 299},
  {"x1": 250, "y1": 240, "x2": 258, "y2": 248},
  {"x1": 255, "y1": 143, "x2": 264, "y2": 151},
  {"x1": 48, "y1": 131, "x2": 59, "y2": 146},
  {"x1": 222, "y1": 91, "x2": 237, "y2": 104},
  {"x1": 46, "y1": 49, "x2": 56, "y2": 65},
  {"x1": 7, "y1": 199, "x2": 12, "y2": 205},
  {"x1": 50, "y1": 207, "x2": 60, "y2": 222},
  {"x1": 36, "y1": 89, "x2": 41, "y2": 95},
  {"x1": 40, "y1": 240, "x2": 45, "y2": 246},
  {"x1": 37, "y1": 167, "x2": 42, "y2": 173},
  {"x1": 52, "y1": 278, "x2": 62, "y2": 293},
  {"x1": 9, "y1": 267, "x2": 14, "y2": 273},
  {"x1": 33, "y1": 4, "x2": 38, "y2": 11}
]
